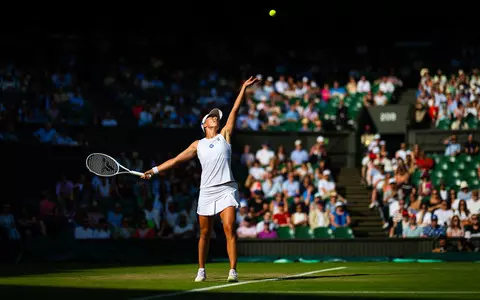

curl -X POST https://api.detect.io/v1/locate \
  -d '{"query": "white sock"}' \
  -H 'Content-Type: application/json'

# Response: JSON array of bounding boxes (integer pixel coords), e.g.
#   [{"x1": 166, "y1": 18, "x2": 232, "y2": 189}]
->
[{"x1": 199, "y1": 268, "x2": 205, "y2": 272}]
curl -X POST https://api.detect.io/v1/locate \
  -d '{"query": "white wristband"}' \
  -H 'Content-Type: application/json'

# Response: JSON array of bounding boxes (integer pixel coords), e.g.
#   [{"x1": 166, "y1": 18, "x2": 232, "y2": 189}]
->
[{"x1": 152, "y1": 167, "x2": 159, "y2": 174}]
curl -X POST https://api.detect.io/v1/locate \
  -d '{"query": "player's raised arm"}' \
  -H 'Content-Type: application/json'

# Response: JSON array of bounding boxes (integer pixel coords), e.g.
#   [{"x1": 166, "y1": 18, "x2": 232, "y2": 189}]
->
[
  {"x1": 221, "y1": 76, "x2": 260, "y2": 141},
  {"x1": 142, "y1": 140, "x2": 199, "y2": 179}
]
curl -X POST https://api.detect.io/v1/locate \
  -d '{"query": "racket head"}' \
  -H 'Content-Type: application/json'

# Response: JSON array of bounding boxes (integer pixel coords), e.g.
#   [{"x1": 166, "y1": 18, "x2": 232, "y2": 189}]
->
[{"x1": 85, "y1": 153, "x2": 121, "y2": 177}]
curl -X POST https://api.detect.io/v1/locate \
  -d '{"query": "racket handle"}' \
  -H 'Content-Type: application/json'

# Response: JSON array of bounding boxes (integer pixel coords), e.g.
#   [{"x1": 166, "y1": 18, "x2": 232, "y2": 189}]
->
[{"x1": 130, "y1": 171, "x2": 145, "y2": 177}]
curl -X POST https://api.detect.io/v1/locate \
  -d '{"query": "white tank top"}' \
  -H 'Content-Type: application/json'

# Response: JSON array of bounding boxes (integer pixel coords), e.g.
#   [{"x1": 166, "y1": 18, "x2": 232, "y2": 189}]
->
[{"x1": 197, "y1": 134, "x2": 235, "y2": 189}]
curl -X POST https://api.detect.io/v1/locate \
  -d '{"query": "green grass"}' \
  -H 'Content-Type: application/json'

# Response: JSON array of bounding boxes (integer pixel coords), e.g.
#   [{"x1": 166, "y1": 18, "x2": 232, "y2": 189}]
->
[{"x1": 0, "y1": 262, "x2": 478, "y2": 300}]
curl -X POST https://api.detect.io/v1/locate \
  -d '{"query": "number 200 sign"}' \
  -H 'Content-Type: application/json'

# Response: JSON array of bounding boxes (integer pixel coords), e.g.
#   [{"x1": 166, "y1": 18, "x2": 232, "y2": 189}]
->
[{"x1": 380, "y1": 112, "x2": 397, "y2": 122}]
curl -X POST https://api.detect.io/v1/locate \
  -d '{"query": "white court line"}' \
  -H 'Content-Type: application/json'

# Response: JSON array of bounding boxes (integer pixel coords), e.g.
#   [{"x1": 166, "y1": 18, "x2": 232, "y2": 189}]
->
[
  {"x1": 256, "y1": 291, "x2": 479, "y2": 294},
  {"x1": 131, "y1": 266, "x2": 346, "y2": 300}
]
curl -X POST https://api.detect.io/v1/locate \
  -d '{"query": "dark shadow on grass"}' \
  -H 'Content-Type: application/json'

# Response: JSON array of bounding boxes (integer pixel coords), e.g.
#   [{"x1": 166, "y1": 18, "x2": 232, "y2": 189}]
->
[{"x1": 0, "y1": 285, "x2": 462, "y2": 300}]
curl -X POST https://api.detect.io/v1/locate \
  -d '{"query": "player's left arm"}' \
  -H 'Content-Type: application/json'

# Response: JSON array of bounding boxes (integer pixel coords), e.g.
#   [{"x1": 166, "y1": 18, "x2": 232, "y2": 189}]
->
[{"x1": 221, "y1": 76, "x2": 260, "y2": 143}]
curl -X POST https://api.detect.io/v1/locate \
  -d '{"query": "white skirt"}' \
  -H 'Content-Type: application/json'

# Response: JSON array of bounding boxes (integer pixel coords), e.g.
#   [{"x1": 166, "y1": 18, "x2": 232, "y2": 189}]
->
[{"x1": 197, "y1": 181, "x2": 239, "y2": 216}]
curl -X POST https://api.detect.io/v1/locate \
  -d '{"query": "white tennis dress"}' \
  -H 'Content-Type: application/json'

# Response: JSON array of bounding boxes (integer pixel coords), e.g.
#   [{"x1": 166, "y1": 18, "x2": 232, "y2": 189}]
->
[{"x1": 196, "y1": 134, "x2": 239, "y2": 216}]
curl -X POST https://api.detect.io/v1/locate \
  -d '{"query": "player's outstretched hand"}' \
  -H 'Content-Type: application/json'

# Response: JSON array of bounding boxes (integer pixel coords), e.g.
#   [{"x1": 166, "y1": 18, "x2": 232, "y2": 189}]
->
[
  {"x1": 141, "y1": 170, "x2": 153, "y2": 180},
  {"x1": 242, "y1": 76, "x2": 261, "y2": 88}
]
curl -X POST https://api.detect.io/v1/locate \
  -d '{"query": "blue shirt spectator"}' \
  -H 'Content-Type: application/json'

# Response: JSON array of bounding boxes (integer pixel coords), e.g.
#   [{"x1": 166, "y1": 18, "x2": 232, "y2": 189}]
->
[
  {"x1": 290, "y1": 140, "x2": 308, "y2": 165},
  {"x1": 285, "y1": 109, "x2": 299, "y2": 122},
  {"x1": 444, "y1": 136, "x2": 461, "y2": 156},
  {"x1": 282, "y1": 173, "x2": 300, "y2": 197},
  {"x1": 33, "y1": 123, "x2": 57, "y2": 143},
  {"x1": 422, "y1": 215, "x2": 446, "y2": 237}
]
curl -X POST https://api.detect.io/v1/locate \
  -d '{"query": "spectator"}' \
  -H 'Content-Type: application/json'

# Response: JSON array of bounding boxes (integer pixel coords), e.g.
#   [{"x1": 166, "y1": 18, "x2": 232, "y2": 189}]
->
[
  {"x1": 444, "y1": 135, "x2": 461, "y2": 156},
  {"x1": 75, "y1": 217, "x2": 94, "y2": 239},
  {"x1": 346, "y1": 77, "x2": 357, "y2": 94},
  {"x1": 416, "y1": 203, "x2": 432, "y2": 227},
  {"x1": 434, "y1": 200, "x2": 454, "y2": 227},
  {"x1": 33, "y1": 122, "x2": 57, "y2": 143},
  {"x1": 317, "y1": 170, "x2": 335, "y2": 200},
  {"x1": 379, "y1": 76, "x2": 395, "y2": 93},
  {"x1": 257, "y1": 222, "x2": 278, "y2": 239},
  {"x1": 236, "y1": 201, "x2": 249, "y2": 226},
  {"x1": 236, "y1": 217, "x2": 257, "y2": 238},
  {"x1": 240, "y1": 145, "x2": 255, "y2": 167},
  {"x1": 173, "y1": 213, "x2": 194, "y2": 238},
  {"x1": 0, "y1": 204, "x2": 21, "y2": 240},
  {"x1": 457, "y1": 181, "x2": 472, "y2": 202},
  {"x1": 422, "y1": 215, "x2": 446, "y2": 238},
  {"x1": 134, "y1": 219, "x2": 155, "y2": 239},
  {"x1": 467, "y1": 191, "x2": 480, "y2": 214},
  {"x1": 107, "y1": 203, "x2": 123, "y2": 228},
  {"x1": 285, "y1": 105, "x2": 300, "y2": 122},
  {"x1": 330, "y1": 81, "x2": 346, "y2": 99},
  {"x1": 93, "y1": 218, "x2": 112, "y2": 239},
  {"x1": 255, "y1": 211, "x2": 275, "y2": 234},
  {"x1": 464, "y1": 134, "x2": 479, "y2": 156},
  {"x1": 329, "y1": 202, "x2": 351, "y2": 230},
  {"x1": 446, "y1": 215, "x2": 464, "y2": 237},
  {"x1": 248, "y1": 160, "x2": 266, "y2": 181},
  {"x1": 56, "y1": 174, "x2": 74, "y2": 205},
  {"x1": 248, "y1": 190, "x2": 268, "y2": 220},
  {"x1": 256, "y1": 143, "x2": 275, "y2": 167},
  {"x1": 455, "y1": 200, "x2": 471, "y2": 225},
  {"x1": 402, "y1": 215, "x2": 422, "y2": 238},
  {"x1": 336, "y1": 99, "x2": 349, "y2": 128},
  {"x1": 308, "y1": 200, "x2": 330, "y2": 229},
  {"x1": 16, "y1": 207, "x2": 47, "y2": 239},
  {"x1": 373, "y1": 90, "x2": 387, "y2": 106},
  {"x1": 357, "y1": 75, "x2": 371, "y2": 93},
  {"x1": 464, "y1": 214, "x2": 480, "y2": 238},
  {"x1": 291, "y1": 204, "x2": 308, "y2": 227},
  {"x1": 272, "y1": 203, "x2": 291, "y2": 228},
  {"x1": 290, "y1": 140, "x2": 309, "y2": 165},
  {"x1": 144, "y1": 200, "x2": 161, "y2": 229},
  {"x1": 276, "y1": 145, "x2": 287, "y2": 163},
  {"x1": 262, "y1": 171, "x2": 283, "y2": 199},
  {"x1": 282, "y1": 172, "x2": 300, "y2": 198}
]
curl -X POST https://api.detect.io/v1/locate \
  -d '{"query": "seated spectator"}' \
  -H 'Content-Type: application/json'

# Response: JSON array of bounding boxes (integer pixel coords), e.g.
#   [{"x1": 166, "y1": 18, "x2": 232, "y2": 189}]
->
[
  {"x1": 56, "y1": 174, "x2": 74, "y2": 204},
  {"x1": 402, "y1": 215, "x2": 422, "y2": 238},
  {"x1": 256, "y1": 143, "x2": 275, "y2": 167},
  {"x1": 249, "y1": 160, "x2": 266, "y2": 181},
  {"x1": 329, "y1": 202, "x2": 351, "y2": 230},
  {"x1": 262, "y1": 171, "x2": 283, "y2": 199},
  {"x1": 285, "y1": 105, "x2": 300, "y2": 122},
  {"x1": 256, "y1": 211, "x2": 275, "y2": 233},
  {"x1": 373, "y1": 90, "x2": 387, "y2": 106},
  {"x1": 467, "y1": 191, "x2": 480, "y2": 215},
  {"x1": 248, "y1": 190, "x2": 268, "y2": 220},
  {"x1": 257, "y1": 222, "x2": 278, "y2": 239},
  {"x1": 273, "y1": 204, "x2": 291, "y2": 228},
  {"x1": 330, "y1": 81, "x2": 346, "y2": 99},
  {"x1": 446, "y1": 215, "x2": 464, "y2": 238},
  {"x1": 87, "y1": 201, "x2": 104, "y2": 226},
  {"x1": 107, "y1": 203, "x2": 123, "y2": 228},
  {"x1": 464, "y1": 214, "x2": 480, "y2": 238},
  {"x1": 173, "y1": 213, "x2": 194, "y2": 239},
  {"x1": 241, "y1": 144, "x2": 255, "y2": 167},
  {"x1": 357, "y1": 75, "x2": 371, "y2": 93},
  {"x1": 0, "y1": 204, "x2": 21, "y2": 240},
  {"x1": 33, "y1": 122, "x2": 57, "y2": 144},
  {"x1": 144, "y1": 200, "x2": 161, "y2": 229},
  {"x1": 390, "y1": 203, "x2": 409, "y2": 237},
  {"x1": 379, "y1": 76, "x2": 395, "y2": 93},
  {"x1": 309, "y1": 200, "x2": 330, "y2": 229},
  {"x1": 434, "y1": 200, "x2": 454, "y2": 227},
  {"x1": 236, "y1": 201, "x2": 249, "y2": 226},
  {"x1": 418, "y1": 173, "x2": 432, "y2": 201},
  {"x1": 236, "y1": 217, "x2": 257, "y2": 238},
  {"x1": 412, "y1": 102, "x2": 431, "y2": 129},
  {"x1": 290, "y1": 140, "x2": 308, "y2": 166},
  {"x1": 283, "y1": 172, "x2": 300, "y2": 198},
  {"x1": 75, "y1": 217, "x2": 94, "y2": 239},
  {"x1": 291, "y1": 204, "x2": 308, "y2": 227},
  {"x1": 101, "y1": 111, "x2": 118, "y2": 127},
  {"x1": 432, "y1": 235, "x2": 457, "y2": 253},
  {"x1": 317, "y1": 170, "x2": 336, "y2": 200},
  {"x1": 114, "y1": 217, "x2": 135, "y2": 239},
  {"x1": 457, "y1": 181, "x2": 472, "y2": 202},
  {"x1": 416, "y1": 203, "x2": 432, "y2": 227},
  {"x1": 134, "y1": 219, "x2": 155, "y2": 239},
  {"x1": 422, "y1": 215, "x2": 446, "y2": 238},
  {"x1": 93, "y1": 218, "x2": 112, "y2": 239},
  {"x1": 455, "y1": 200, "x2": 471, "y2": 226},
  {"x1": 336, "y1": 99, "x2": 349, "y2": 128},
  {"x1": 444, "y1": 135, "x2": 461, "y2": 156},
  {"x1": 346, "y1": 77, "x2": 357, "y2": 94},
  {"x1": 464, "y1": 134, "x2": 479, "y2": 156}
]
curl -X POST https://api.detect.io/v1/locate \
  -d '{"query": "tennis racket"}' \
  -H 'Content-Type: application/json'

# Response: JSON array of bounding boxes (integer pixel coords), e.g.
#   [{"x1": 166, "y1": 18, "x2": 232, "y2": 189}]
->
[{"x1": 85, "y1": 153, "x2": 144, "y2": 177}]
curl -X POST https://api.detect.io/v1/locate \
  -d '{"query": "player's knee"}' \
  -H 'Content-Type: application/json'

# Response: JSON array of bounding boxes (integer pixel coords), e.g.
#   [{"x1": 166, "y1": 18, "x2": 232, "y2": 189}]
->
[
  {"x1": 199, "y1": 227, "x2": 210, "y2": 239},
  {"x1": 223, "y1": 224, "x2": 235, "y2": 237}
]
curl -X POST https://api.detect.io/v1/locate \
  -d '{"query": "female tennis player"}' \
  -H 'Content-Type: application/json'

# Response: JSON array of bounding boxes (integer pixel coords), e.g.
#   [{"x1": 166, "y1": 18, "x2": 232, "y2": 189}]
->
[{"x1": 141, "y1": 76, "x2": 260, "y2": 282}]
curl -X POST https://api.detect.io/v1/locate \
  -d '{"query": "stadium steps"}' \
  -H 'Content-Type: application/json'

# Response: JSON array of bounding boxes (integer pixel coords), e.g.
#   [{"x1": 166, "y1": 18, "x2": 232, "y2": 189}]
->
[
  {"x1": 398, "y1": 88, "x2": 418, "y2": 105},
  {"x1": 338, "y1": 168, "x2": 387, "y2": 238}
]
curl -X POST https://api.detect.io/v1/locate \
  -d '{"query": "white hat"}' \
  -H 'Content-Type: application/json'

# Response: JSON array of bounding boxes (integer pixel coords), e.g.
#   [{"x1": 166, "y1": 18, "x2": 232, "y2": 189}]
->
[
  {"x1": 380, "y1": 141, "x2": 386, "y2": 146},
  {"x1": 323, "y1": 169, "x2": 331, "y2": 176},
  {"x1": 311, "y1": 81, "x2": 317, "y2": 88},
  {"x1": 267, "y1": 76, "x2": 273, "y2": 82},
  {"x1": 201, "y1": 108, "x2": 223, "y2": 132},
  {"x1": 317, "y1": 136, "x2": 324, "y2": 143},
  {"x1": 314, "y1": 192, "x2": 322, "y2": 198},
  {"x1": 335, "y1": 202, "x2": 344, "y2": 207},
  {"x1": 240, "y1": 201, "x2": 248, "y2": 208},
  {"x1": 294, "y1": 139, "x2": 302, "y2": 146},
  {"x1": 460, "y1": 181, "x2": 469, "y2": 189},
  {"x1": 374, "y1": 134, "x2": 381, "y2": 139},
  {"x1": 373, "y1": 147, "x2": 380, "y2": 154},
  {"x1": 302, "y1": 76, "x2": 309, "y2": 82},
  {"x1": 256, "y1": 74, "x2": 263, "y2": 80},
  {"x1": 389, "y1": 178, "x2": 396, "y2": 184}
]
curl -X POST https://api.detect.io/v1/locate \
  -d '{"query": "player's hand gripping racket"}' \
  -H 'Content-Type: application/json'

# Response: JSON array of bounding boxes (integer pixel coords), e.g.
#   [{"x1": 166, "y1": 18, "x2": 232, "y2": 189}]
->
[{"x1": 86, "y1": 153, "x2": 144, "y2": 177}]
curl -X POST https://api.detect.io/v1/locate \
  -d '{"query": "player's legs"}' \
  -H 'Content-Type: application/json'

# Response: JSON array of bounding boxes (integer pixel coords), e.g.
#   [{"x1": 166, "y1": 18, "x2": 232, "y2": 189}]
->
[
  {"x1": 220, "y1": 206, "x2": 238, "y2": 282},
  {"x1": 198, "y1": 215, "x2": 214, "y2": 269}
]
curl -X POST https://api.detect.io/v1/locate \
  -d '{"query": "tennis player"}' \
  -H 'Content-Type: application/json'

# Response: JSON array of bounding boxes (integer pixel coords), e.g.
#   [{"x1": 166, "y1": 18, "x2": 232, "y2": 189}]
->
[{"x1": 141, "y1": 76, "x2": 260, "y2": 282}]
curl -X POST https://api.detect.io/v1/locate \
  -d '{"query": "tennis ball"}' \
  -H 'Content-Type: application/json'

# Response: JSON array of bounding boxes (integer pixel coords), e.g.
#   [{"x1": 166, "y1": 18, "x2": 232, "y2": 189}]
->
[{"x1": 269, "y1": 10, "x2": 276, "y2": 17}]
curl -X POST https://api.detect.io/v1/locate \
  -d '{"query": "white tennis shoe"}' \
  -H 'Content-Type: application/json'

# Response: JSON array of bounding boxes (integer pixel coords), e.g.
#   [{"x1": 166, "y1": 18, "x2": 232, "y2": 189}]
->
[
  {"x1": 227, "y1": 269, "x2": 238, "y2": 282},
  {"x1": 195, "y1": 268, "x2": 206, "y2": 282}
]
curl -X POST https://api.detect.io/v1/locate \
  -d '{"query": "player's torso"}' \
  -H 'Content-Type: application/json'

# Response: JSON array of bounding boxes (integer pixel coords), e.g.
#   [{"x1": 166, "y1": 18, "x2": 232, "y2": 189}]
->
[{"x1": 197, "y1": 134, "x2": 231, "y2": 165}]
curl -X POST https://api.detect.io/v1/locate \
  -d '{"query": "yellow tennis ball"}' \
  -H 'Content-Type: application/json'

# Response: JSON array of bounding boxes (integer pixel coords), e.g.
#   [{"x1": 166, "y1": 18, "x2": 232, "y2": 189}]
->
[{"x1": 269, "y1": 10, "x2": 276, "y2": 17}]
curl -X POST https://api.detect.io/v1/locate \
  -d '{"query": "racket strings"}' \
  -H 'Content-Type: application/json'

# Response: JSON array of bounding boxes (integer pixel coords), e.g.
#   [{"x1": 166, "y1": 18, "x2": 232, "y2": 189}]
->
[{"x1": 86, "y1": 154, "x2": 119, "y2": 176}]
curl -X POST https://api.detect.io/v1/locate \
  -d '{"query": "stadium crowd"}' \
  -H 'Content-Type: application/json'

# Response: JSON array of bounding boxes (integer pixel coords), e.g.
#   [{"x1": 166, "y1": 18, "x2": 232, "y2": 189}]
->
[
  {"x1": 413, "y1": 68, "x2": 480, "y2": 130},
  {"x1": 1, "y1": 136, "x2": 357, "y2": 241},
  {"x1": 361, "y1": 133, "x2": 480, "y2": 239}
]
